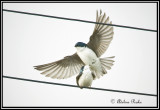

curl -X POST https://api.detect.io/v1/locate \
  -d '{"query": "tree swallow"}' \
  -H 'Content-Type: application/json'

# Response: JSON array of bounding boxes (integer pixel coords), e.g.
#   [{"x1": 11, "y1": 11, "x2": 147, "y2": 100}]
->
[
  {"x1": 34, "y1": 10, "x2": 115, "y2": 88},
  {"x1": 76, "y1": 65, "x2": 95, "y2": 89}
]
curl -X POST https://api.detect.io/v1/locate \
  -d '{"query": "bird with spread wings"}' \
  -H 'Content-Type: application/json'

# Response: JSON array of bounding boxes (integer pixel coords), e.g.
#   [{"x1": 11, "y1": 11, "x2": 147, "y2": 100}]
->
[{"x1": 34, "y1": 10, "x2": 115, "y2": 83}]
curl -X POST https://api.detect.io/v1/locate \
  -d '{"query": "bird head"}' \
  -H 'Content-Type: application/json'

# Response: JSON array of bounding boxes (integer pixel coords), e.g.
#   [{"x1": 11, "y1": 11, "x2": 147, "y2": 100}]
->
[
  {"x1": 75, "y1": 42, "x2": 87, "y2": 52},
  {"x1": 80, "y1": 65, "x2": 91, "y2": 74},
  {"x1": 75, "y1": 42, "x2": 87, "y2": 47},
  {"x1": 80, "y1": 66, "x2": 85, "y2": 74}
]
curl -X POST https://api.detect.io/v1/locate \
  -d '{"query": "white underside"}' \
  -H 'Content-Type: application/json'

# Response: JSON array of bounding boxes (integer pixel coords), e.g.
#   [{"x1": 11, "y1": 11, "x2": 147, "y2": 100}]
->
[
  {"x1": 78, "y1": 66, "x2": 93, "y2": 87},
  {"x1": 76, "y1": 47, "x2": 102, "y2": 74}
]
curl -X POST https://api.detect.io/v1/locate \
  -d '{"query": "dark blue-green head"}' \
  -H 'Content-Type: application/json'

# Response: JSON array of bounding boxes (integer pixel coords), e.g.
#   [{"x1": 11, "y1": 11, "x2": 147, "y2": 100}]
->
[
  {"x1": 80, "y1": 66, "x2": 85, "y2": 74},
  {"x1": 75, "y1": 42, "x2": 87, "y2": 47}
]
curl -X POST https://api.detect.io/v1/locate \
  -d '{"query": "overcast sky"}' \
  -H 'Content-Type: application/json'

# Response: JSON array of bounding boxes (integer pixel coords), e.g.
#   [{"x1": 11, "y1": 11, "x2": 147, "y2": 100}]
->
[{"x1": 3, "y1": 3, "x2": 157, "y2": 107}]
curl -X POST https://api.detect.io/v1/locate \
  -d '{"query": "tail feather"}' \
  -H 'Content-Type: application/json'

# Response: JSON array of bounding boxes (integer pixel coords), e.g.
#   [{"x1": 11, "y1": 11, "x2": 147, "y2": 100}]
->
[
  {"x1": 100, "y1": 56, "x2": 115, "y2": 73},
  {"x1": 91, "y1": 56, "x2": 115, "y2": 79}
]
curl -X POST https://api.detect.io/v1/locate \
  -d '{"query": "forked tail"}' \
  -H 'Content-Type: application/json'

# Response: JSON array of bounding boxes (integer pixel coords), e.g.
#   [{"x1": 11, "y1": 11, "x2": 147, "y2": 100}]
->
[{"x1": 100, "y1": 56, "x2": 115, "y2": 74}]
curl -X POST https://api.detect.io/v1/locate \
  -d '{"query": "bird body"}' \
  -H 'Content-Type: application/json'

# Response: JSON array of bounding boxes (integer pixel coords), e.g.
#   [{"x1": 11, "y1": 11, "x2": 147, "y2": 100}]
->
[
  {"x1": 34, "y1": 10, "x2": 115, "y2": 89},
  {"x1": 76, "y1": 46, "x2": 98, "y2": 66},
  {"x1": 76, "y1": 66, "x2": 94, "y2": 88},
  {"x1": 78, "y1": 72, "x2": 93, "y2": 88},
  {"x1": 76, "y1": 46, "x2": 104, "y2": 78}
]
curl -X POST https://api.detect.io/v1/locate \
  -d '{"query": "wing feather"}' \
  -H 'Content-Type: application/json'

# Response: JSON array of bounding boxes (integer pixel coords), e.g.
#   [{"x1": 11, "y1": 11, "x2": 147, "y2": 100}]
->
[
  {"x1": 34, "y1": 53, "x2": 84, "y2": 79},
  {"x1": 87, "y1": 11, "x2": 114, "y2": 57},
  {"x1": 42, "y1": 64, "x2": 58, "y2": 76}
]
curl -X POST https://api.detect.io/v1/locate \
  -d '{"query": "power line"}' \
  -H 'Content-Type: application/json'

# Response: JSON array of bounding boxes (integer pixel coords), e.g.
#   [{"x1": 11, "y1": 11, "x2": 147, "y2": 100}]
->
[
  {"x1": 3, "y1": 75, "x2": 157, "y2": 97},
  {"x1": 3, "y1": 9, "x2": 157, "y2": 32}
]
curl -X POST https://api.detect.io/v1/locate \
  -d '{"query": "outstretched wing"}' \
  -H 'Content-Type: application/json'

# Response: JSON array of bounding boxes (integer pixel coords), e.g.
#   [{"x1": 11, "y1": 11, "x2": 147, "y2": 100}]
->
[
  {"x1": 34, "y1": 53, "x2": 84, "y2": 79},
  {"x1": 87, "y1": 10, "x2": 114, "y2": 57}
]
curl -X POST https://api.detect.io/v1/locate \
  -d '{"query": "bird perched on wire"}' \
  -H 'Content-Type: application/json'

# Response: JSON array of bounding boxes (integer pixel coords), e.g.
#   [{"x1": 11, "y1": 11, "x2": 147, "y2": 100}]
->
[
  {"x1": 34, "y1": 10, "x2": 115, "y2": 89},
  {"x1": 76, "y1": 65, "x2": 95, "y2": 89}
]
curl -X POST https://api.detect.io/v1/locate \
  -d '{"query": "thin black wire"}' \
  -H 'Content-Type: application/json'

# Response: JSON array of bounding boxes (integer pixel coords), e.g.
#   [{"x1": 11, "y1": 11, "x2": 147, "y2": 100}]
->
[
  {"x1": 3, "y1": 75, "x2": 157, "y2": 97},
  {"x1": 3, "y1": 9, "x2": 157, "y2": 32}
]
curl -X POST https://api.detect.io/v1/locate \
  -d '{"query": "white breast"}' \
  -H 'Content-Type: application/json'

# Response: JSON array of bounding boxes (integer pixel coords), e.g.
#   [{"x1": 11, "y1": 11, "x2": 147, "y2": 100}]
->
[
  {"x1": 76, "y1": 47, "x2": 98, "y2": 65},
  {"x1": 78, "y1": 66, "x2": 93, "y2": 88}
]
